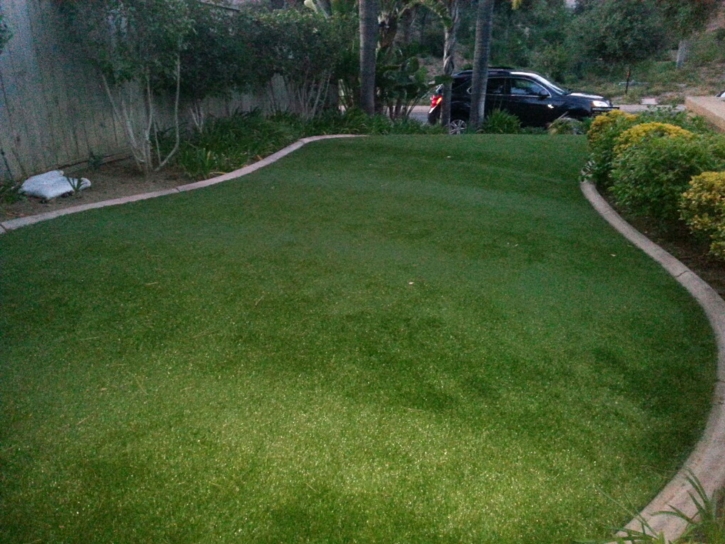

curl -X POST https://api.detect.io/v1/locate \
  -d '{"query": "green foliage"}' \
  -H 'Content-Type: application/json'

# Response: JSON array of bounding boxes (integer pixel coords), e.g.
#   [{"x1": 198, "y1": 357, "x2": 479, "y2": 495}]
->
[
  {"x1": 0, "y1": 12, "x2": 11, "y2": 55},
  {"x1": 656, "y1": 0, "x2": 719, "y2": 40},
  {"x1": 681, "y1": 172, "x2": 725, "y2": 261},
  {"x1": 687, "y1": 30, "x2": 725, "y2": 67},
  {"x1": 548, "y1": 116, "x2": 586, "y2": 136},
  {"x1": 584, "y1": 109, "x2": 714, "y2": 189},
  {"x1": 172, "y1": 110, "x2": 302, "y2": 179},
  {"x1": 585, "y1": 111, "x2": 639, "y2": 188},
  {"x1": 376, "y1": 45, "x2": 433, "y2": 120},
  {"x1": 172, "y1": 109, "x2": 443, "y2": 179},
  {"x1": 490, "y1": 0, "x2": 573, "y2": 75},
  {"x1": 636, "y1": 108, "x2": 714, "y2": 135},
  {"x1": 610, "y1": 132, "x2": 725, "y2": 224},
  {"x1": 177, "y1": 3, "x2": 253, "y2": 102},
  {"x1": 481, "y1": 109, "x2": 522, "y2": 134},
  {"x1": 0, "y1": 178, "x2": 21, "y2": 205},
  {"x1": 569, "y1": 0, "x2": 667, "y2": 69},
  {"x1": 582, "y1": 472, "x2": 725, "y2": 543},
  {"x1": 60, "y1": 0, "x2": 193, "y2": 87},
  {"x1": 249, "y1": 10, "x2": 354, "y2": 117}
]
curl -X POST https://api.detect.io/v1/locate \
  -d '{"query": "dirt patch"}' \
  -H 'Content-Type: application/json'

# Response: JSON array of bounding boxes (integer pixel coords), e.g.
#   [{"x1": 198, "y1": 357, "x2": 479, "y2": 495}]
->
[{"x1": 0, "y1": 158, "x2": 192, "y2": 223}]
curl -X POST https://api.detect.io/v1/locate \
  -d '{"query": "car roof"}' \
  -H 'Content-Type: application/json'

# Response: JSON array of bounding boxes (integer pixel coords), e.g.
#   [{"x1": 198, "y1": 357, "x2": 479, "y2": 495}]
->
[{"x1": 453, "y1": 68, "x2": 541, "y2": 79}]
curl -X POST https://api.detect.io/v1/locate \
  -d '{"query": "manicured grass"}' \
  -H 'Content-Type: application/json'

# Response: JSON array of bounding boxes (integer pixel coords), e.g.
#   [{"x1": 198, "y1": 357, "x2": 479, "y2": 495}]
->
[{"x1": 0, "y1": 135, "x2": 716, "y2": 543}]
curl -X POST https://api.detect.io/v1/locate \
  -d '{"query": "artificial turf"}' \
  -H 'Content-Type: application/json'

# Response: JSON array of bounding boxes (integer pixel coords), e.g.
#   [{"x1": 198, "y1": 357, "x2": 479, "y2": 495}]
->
[{"x1": 0, "y1": 135, "x2": 717, "y2": 543}]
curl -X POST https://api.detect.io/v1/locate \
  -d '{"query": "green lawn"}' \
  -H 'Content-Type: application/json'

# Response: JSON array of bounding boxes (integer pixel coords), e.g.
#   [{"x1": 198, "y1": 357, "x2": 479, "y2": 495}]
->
[{"x1": 0, "y1": 135, "x2": 716, "y2": 543}]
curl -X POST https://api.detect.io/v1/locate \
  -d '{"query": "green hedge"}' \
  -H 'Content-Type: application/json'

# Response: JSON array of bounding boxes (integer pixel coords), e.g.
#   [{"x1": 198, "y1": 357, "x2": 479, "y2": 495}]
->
[
  {"x1": 584, "y1": 109, "x2": 725, "y2": 261},
  {"x1": 681, "y1": 172, "x2": 725, "y2": 260}
]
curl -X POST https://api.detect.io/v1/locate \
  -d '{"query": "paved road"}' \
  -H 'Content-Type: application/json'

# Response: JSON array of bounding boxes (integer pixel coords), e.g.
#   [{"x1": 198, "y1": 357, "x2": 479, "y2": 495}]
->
[{"x1": 409, "y1": 103, "x2": 686, "y2": 126}]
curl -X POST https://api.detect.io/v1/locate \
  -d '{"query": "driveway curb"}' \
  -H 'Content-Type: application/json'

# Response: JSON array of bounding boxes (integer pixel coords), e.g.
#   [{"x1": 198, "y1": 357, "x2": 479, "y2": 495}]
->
[
  {"x1": 581, "y1": 181, "x2": 725, "y2": 543},
  {"x1": 0, "y1": 135, "x2": 360, "y2": 234}
]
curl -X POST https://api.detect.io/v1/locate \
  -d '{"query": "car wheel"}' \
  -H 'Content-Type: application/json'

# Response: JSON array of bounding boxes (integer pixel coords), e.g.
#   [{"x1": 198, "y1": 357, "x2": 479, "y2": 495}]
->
[{"x1": 448, "y1": 118, "x2": 467, "y2": 135}]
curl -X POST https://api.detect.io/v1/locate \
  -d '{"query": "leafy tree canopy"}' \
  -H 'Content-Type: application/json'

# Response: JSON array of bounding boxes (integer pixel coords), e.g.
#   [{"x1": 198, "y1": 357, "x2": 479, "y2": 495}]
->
[
  {"x1": 571, "y1": 0, "x2": 667, "y2": 66},
  {"x1": 656, "y1": 0, "x2": 719, "y2": 39}
]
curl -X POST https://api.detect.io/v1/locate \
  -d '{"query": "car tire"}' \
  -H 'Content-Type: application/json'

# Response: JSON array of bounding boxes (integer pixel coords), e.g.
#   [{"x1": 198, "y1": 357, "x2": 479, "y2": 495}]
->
[{"x1": 448, "y1": 118, "x2": 467, "y2": 135}]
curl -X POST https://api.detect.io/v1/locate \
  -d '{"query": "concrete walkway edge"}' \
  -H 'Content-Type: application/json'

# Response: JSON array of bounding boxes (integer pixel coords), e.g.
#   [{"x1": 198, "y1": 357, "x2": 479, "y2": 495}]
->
[
  {"x1": 0, "y1": 134, "x2": 360, "y2": 234},
  {"x1": 582, "y1": 181, "x2": 725, "y2": 543}
]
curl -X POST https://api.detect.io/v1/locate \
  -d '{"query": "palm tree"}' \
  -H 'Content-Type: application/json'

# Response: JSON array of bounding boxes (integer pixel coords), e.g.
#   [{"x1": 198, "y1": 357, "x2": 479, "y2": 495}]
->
[
  {"x1": 469, "y1": 0, "x2": 521, "y2": 131},
  {"x1": 359, "y1": 0, "x2": 378, "y2": 115},
  {"x1": 468, "y1": 0, "x2": 494, "y2": 131},
  {"x1": 438, "y1": 0, "x2": 460, "y2": 128}
]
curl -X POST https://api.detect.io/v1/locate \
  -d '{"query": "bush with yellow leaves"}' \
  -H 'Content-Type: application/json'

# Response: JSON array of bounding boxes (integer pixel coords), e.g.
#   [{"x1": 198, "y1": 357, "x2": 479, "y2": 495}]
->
[
  {"x1": 681, "y1": 172, "x2": 725, "y2": 260},
  {"x1": 614, "y1": 122, "x2": 695, "y2": 156},
  {"x1": 610, "y1": 133, "x2": 725, "y2": 223},
  {"x1": 585, "y1": 110, "x2": 639, "y2": 187}
]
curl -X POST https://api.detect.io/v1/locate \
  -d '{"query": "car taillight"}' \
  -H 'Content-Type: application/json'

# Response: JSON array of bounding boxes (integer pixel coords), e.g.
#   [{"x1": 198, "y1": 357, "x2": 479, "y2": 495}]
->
[{"x1": 430, "y1": 94, "x2": 442, "y2": 110}]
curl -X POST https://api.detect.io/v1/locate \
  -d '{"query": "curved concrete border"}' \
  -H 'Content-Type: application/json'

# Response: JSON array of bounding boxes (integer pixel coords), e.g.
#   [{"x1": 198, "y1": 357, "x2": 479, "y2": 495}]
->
[
  {"x1": 582, "y1": 181, "x2": 725, "y2": 543},
  {"x1": 0, "y1": 135, "x2": 360, "y2": 235}
]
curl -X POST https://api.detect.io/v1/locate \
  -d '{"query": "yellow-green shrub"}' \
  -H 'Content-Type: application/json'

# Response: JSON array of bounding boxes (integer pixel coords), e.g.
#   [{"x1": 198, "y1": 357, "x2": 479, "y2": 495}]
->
[
  {"x1": 610, "y1": 134, "x2": 725, "y2": 223},
  {"x1": 680, "y1": 172, "x2": 725, "y2": 260},
  {"x1": 614, "y1": 122, "x2": 695, "y2": 156},
  {"x1": 586, "y1": 109, "x2": 637, "y2": 146},
  {"x1": 585, "y1": 110, "x2": 639, "y2": 187}
]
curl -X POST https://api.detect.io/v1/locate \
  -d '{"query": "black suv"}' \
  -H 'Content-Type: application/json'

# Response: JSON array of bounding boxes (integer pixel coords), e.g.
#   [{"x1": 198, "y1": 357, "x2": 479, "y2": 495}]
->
[{"x1": 429, "y1": 68, "x2": 615, "y2": 132}]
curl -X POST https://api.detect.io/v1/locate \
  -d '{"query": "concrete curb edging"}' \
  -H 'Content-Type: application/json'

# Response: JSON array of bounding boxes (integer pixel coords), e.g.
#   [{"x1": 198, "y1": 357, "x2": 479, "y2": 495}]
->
[
  {"x1": 581, "y1": 181, "x2": 725, "y2": 543},
  {"x1": 0, "y1": 134, "x2": 360, "y2": 234}
]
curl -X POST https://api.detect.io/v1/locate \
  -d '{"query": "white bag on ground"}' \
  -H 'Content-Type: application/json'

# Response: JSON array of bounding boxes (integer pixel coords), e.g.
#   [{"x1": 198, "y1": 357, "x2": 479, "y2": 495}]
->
[{"x1": 20, "y1": 170, "x2": 91, "y2": 200}]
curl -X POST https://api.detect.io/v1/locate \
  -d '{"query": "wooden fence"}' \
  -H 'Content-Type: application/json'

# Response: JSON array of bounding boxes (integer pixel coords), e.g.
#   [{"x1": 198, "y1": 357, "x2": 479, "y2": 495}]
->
[{"x1": 0, "y1": 0, "x2": 276, "y2": 181}]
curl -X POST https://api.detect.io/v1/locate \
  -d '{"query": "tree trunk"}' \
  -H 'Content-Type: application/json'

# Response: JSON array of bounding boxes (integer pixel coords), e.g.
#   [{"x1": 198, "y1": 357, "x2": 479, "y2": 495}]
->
[
  {"x1": 441, "y1": 0, "x2": 460, "y2": 128},
  {"x1": 359, "y1": 0, "x2": 378, "y2": 115},
  {"x1": 469, "y1": 0, "x2": 495, "y2": 131},
  {"x1": 676, "y1": 39, "x2": 690, "y2": 69}
]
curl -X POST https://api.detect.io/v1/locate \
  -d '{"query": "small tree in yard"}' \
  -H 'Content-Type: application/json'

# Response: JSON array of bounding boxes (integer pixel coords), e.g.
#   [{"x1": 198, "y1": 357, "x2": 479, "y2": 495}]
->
[
  {"x1": 177, "y1": 3, "x2": 251, "y2": 132},
  {"x1": 570, "y1": 0, "x2": 666, "y2": 78},
  {"x1": 251, "y1": 10, "x2": 352, "y2": 118},
  {"x1": 656, "y1": 0, "x2": 720, "y2": 69},
  {"x1": 59, "y1": 0, "x2": 192, "y2": 174}
]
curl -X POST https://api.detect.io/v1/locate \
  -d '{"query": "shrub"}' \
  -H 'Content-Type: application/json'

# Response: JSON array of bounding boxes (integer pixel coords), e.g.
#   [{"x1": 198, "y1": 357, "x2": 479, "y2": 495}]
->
[
  {"x1": 585, "y1": 110, "x2": 638, "y2": 187},
  {"x1": 681, "y1": 172, "x2": 725, "y2": 260},
  {"x1": 613, "y1": 122, "x2": 695, "y2": 156},
  {"x1": 636, "y1": 108, "x2": 713, "y2": 135},
  {"x1": 548, "y1": 116, "x2": 585, "y2": 135},
  {"x1": 584, "y1": 110, "x2": 713, "y2": 189},
  {"x1": 481, "y1": 110, "x2": 522, "y2": 134},
  {"x1": 610, "y1": 133, "x2": 725, "y2": 224},
  {"x1": 172, "y1": 109, "x2": 444, "y2": 179}
]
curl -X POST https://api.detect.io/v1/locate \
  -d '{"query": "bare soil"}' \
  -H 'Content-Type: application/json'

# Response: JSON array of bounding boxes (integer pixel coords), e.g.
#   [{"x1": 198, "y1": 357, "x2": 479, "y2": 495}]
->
[{"x1": 0, "y1": 158, "x2": 192, "y2": 223}]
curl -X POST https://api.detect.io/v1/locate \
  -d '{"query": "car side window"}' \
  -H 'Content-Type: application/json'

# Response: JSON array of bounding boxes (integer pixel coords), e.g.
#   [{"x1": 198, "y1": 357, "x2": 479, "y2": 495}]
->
[
  {"x1": 510, "y1": 78, "x2": 547, "y2": 96},
  {"x1": 453, "y1": 78, "x2": 470, "y2": 94},
  {"x1": 487, "y1": 78, "x2": 507, "y2": 95}
]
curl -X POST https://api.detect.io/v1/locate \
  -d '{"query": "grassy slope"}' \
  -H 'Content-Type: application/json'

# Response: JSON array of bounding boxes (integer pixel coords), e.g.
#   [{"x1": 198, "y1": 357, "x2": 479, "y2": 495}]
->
[{"x1": 0, "y1": 135, "x2": 716, "y2": 543}]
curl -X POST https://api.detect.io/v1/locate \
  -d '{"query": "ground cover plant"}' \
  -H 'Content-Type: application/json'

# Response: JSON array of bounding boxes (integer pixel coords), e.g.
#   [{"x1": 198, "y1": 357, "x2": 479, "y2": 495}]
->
[
  {"x1": 171, "y1": 109, "x2": 444, "y2": 179},
  {"x1": 0, "y1": 136, "x2": 717, "y2": 543}
]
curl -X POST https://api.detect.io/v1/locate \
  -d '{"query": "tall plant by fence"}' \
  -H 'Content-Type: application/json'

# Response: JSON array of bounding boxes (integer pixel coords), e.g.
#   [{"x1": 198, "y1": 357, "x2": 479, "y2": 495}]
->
[{"x1": 0, "y1": 0, "x2": 270, "y2": 181}]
